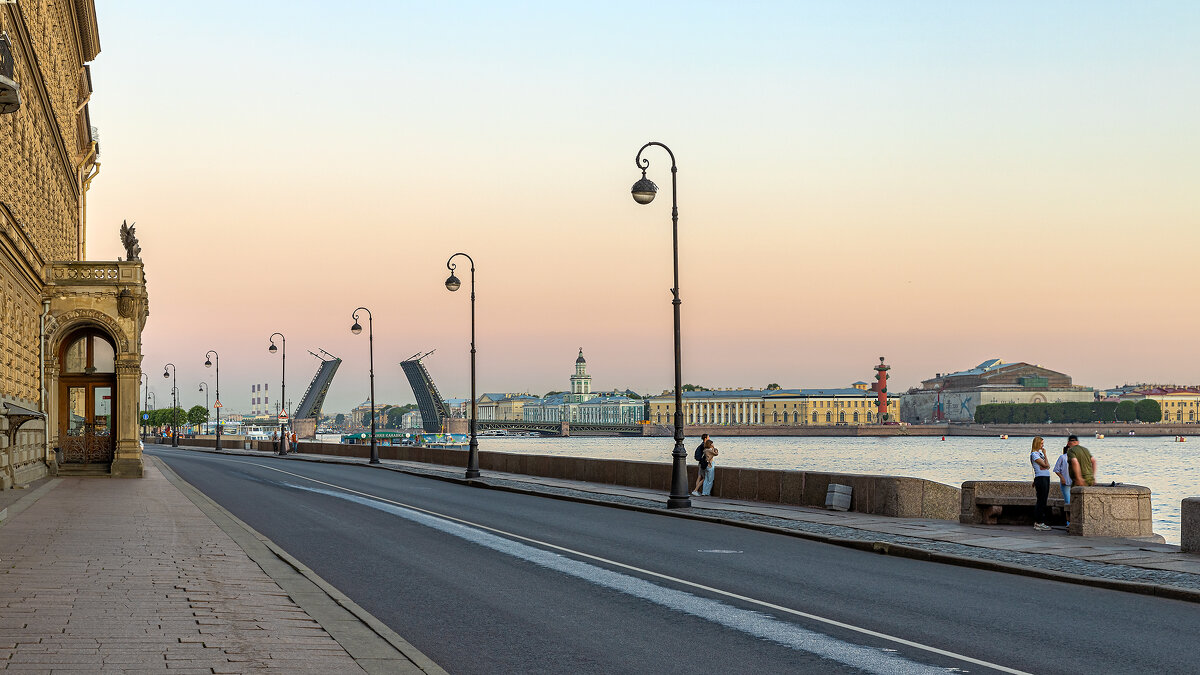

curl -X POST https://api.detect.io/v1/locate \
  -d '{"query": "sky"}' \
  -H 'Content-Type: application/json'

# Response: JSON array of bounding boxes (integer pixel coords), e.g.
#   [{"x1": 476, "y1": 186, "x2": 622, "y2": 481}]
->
[{"x1": 84, "y1": 1, "x2": 1200, "y2": 415}]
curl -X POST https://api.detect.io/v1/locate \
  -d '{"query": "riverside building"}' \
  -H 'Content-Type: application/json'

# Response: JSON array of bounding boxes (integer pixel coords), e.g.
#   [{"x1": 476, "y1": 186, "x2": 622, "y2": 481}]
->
[
  {"x1": 1, "y1": 3, "x2": 150, "y2": 488},
  {"x1": 900, "y1": 359, "x2": 1093, "y2": 424},
  {"x1": 646, "y1": 386, "x2": 901, "y2": 427},
  {"x1": 521, "y1": 349, "x2": 645, "y2": 424},
  {"x1": 1119, "y1": 387, "x2": 1200, "y2": 424}
]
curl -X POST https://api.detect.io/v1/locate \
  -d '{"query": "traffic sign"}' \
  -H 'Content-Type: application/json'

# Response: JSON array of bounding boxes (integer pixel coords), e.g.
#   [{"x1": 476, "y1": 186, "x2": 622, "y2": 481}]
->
[
  {"x1": 278, "y1": 413, "x2": 289, "y2": 421},
  {"x1": 142, "y1": 413, "x2": 149, "y2": 420},
  {"x1": 214, "y1": 400, "x2": 223, "y2": 409}
]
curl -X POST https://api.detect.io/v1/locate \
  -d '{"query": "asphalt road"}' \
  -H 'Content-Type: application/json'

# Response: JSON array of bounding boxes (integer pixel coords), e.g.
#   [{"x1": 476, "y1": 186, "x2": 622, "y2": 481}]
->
[{"x1": 149, "y1": 446, "x2": 1198, "y2": 674}]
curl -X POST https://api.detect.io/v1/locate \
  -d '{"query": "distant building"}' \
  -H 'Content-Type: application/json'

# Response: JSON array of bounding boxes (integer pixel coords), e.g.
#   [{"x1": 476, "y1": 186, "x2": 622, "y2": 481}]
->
[
  {"x1": 521, "y1": 349, "x2": 645, "y2": 424},
  {"x1": 1118, "y1": 387, "x2": 1200, "y2": 424},
  {"x1": 647, "y1": 386, "x2": 900, "y2": 427},
  {"x1": 401, "y1": 410, "x2": 423, "y2": 430},
  {"x1": 443, "y1": 398, "x2": 468, "y2": 419},
  {"x1": 901, "y1": 359, "x2": 1093, "y2": 424},
  {"x1": 497, "y1": 395, "x2": 537, "y2": 421}
]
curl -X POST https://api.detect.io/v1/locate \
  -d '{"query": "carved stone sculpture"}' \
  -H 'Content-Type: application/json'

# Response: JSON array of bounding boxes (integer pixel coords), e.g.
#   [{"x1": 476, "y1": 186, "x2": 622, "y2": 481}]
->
[{"x1": 119, "y1": 220, "x2": 141, "y2": 261}]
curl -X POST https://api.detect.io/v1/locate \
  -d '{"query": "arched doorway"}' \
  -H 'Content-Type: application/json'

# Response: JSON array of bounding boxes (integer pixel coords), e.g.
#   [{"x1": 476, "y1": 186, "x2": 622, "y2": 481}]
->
[{"x1": 57, "y1": 329, "x2": 117, "y2": 465}]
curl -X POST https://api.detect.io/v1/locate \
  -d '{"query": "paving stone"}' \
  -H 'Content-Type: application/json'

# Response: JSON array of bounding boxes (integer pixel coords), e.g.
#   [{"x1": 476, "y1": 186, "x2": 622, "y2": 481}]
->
[{"x1": 0, "y1": 467, "x2": 364, "y2": 673}]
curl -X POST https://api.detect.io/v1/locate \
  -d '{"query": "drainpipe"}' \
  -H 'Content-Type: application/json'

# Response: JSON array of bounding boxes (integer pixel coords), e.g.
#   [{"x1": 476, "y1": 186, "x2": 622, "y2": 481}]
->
[
  {"x1": 39, "y1": 299, "x2": 51, "y2": 463},
  {"x1": 76, "y1": 143, "x2": 98, "y2": 260}
]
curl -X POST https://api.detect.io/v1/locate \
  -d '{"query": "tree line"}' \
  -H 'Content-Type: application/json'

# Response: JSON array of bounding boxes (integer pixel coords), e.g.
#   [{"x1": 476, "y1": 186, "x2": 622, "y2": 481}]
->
[
  {"x1": 139, "y1": 406, "x2": 208, "y2": 428},
  {"x1": 974, "y1": 399, "x2": 1162, "y2": 424}
]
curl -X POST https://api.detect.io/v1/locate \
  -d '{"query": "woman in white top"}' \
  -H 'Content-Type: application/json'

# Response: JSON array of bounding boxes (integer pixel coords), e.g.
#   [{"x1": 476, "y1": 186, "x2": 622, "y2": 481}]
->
[{"x1": 1030, "y1": 436, "x2": 1052, "y2": 531}]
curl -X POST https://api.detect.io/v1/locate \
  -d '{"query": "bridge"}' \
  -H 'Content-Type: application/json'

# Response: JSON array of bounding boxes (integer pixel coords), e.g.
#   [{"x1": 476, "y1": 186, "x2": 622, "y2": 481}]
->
[{"x1": 477, "y1": 420, "x2": 645, "y2": 436}]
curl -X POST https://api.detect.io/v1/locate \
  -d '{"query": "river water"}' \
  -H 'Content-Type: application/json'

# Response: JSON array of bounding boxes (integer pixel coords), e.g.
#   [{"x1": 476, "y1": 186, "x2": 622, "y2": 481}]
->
[
  {"x1": 320, "y1": 433, "x2": 1196, "y2": 544},
  {"x1": 468, "y1": 435, "x2": 1196, "y2": 545}
]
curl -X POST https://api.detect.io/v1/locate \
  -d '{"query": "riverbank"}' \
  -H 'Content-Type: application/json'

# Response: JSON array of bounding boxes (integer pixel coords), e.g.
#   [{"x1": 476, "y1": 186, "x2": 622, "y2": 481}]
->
[{"x1": 663, "y1": 423, "x2": 1200, "y2": 438}]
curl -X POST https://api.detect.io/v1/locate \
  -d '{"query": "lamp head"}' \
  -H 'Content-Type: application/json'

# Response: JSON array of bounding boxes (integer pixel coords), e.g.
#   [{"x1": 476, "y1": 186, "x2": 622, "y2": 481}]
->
[
  {"x1": 269, "y1": 343, "x2": 278, "y2": 354},
  {"x1": 631, "y1": 176, "x2": 658, "y2": 205},
  {"x1": 445, "y1": 273, "x2": 461, "y2": 292},
  {"x1": 162, "y1": 370, "x2": 169, "y2": 379},
  {"x1": 351, "y1": 322, "x2": 363, "y2": 335},
  {"x1": 204, "y1": 359, "x2": 212, "y2": 368}
]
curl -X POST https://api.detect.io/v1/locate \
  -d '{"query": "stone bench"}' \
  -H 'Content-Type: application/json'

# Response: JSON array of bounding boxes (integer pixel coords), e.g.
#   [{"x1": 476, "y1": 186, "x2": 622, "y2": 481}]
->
[
  {"x1": 1184, "y1": 498, "x2": 1199, "y2": 554},
  {"x1": 960, "y1": 481, "x2": 1067, "y2": 526}
]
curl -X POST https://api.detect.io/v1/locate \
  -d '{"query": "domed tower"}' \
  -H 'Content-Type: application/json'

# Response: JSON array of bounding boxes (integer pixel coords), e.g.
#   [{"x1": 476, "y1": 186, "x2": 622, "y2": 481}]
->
[{"x1": 569, "y1": 348, "x2": 593, "y2": 403}]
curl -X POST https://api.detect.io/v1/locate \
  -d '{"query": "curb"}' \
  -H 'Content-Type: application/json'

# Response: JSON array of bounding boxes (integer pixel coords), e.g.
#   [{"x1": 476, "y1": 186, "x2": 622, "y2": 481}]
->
[
  {"x1": 160, "y1": 444, "x2": 1200, "y2": 605},
  {"x1": 150, "y1": 455, "x2": 447, "y2": 675}
]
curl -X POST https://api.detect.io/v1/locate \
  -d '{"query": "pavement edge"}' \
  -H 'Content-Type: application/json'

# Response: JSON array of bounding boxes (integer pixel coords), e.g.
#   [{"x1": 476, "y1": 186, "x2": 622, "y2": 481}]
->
[{"x1": 149, "y1": 455, "x2": 448, "y2": 675}]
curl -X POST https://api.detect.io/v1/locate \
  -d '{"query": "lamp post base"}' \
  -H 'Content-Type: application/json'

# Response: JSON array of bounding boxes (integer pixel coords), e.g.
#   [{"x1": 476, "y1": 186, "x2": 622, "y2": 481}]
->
[{"x1": 667, "y1": 439, "x2": 691, "y2": 509}]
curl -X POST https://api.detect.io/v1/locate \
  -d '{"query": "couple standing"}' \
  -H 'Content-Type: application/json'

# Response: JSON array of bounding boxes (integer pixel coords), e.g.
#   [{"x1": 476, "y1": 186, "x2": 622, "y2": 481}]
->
[{"x1": 691, "y1": 433, "x2": 718, "y2": 496}]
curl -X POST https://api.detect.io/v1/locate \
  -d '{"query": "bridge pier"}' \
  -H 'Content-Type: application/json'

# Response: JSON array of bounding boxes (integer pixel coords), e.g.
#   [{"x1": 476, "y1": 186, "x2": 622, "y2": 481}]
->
[{"x1": 561, "y1": 420, "x2": 570, "y2": 437}]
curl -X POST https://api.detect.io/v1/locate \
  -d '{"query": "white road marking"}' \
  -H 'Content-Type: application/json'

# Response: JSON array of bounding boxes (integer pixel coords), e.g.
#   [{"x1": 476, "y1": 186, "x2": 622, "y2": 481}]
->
[
  {"x1": 211, "y1": 457, "x2": 1030, "y2": 674},
  {"x1": 698, "y1": 549, "x2": 744, "y2": 553}
]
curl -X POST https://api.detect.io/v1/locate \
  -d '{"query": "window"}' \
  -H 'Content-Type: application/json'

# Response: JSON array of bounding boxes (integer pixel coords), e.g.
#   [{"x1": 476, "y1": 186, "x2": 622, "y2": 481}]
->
[
  {"x1": 62, "y1": 332, "x2": 116, "y2": 375},
  {"x1": 825, "y1": 412, "x2": 831, "y2": 422},
  {"x1": 812, "y1": 412, "x2": 818, "y2": 423}
]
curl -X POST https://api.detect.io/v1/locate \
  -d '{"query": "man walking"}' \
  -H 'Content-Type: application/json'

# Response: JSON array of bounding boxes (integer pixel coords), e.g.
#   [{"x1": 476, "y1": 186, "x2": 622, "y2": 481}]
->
[{"x1": 1066, "y1": 435, "x2": 1097, "y2": 487}]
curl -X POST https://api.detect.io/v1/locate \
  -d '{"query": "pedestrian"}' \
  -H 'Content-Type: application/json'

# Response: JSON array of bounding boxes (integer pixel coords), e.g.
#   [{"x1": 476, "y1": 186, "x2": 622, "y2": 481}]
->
[
  {"x1": 289, "y1": 430, "x2": 298, "y2": 453},
  {"x1": 1053, "y1": 444, "x2": 1072, "y2": 526},
  {"x1": 1030, "y1": 436, "x2": 1052, "y2": 531},
  {"x1": 1065, "y1": 434, "x2": 1097, "y2": 487},
  {"x1": 691, "y1": 433, "x2": 709, "y2": 496},
  {"x1": 701, "y1": 439, "x2": 719, "y2": 496}
]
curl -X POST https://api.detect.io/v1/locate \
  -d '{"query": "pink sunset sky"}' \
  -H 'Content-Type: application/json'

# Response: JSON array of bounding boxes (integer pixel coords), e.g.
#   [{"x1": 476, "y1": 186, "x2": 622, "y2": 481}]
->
[{"x1": 82, "y1": 1, "x2": 1200, "y2": 414}]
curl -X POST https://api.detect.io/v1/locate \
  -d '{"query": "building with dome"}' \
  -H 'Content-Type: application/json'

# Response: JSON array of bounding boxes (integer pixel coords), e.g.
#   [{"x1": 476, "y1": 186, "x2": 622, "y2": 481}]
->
[{"x1": 523, "y1": 349, "x2": 645, "y2": 424}]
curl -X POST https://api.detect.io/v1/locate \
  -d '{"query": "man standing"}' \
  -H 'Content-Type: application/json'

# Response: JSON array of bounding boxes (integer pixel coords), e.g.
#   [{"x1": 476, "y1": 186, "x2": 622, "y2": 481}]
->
[{"x1": 1066, "y1": 435, "x2": 1097, "y2": 487}]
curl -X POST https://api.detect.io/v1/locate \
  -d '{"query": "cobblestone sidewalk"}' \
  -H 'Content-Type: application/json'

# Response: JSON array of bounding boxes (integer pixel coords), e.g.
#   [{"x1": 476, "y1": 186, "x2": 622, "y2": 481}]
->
[{"x1": 0, "y1": 464, "x2": 365, "y2": 673}]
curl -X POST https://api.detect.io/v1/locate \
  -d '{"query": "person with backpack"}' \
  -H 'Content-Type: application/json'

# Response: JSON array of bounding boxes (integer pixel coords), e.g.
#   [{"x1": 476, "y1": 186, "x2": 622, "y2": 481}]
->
[
  {"x1": 700, "y1": 439, "x2": 719, "y2": 496},
  {"x1": 691, "y1": 433, "x2": 709, "y2": 496}
]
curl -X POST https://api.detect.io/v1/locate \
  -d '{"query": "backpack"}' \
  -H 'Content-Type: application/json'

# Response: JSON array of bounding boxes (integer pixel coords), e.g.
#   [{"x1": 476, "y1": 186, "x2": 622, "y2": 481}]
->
[{"x1": 694, "y1": 443, "x2": 705, "y2": 462}]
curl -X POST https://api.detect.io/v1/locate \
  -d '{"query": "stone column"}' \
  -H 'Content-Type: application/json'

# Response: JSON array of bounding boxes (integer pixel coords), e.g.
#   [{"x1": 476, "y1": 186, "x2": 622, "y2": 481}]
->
[{"x1": 112, "y1": 357, "x2": 144, "y2": 478}]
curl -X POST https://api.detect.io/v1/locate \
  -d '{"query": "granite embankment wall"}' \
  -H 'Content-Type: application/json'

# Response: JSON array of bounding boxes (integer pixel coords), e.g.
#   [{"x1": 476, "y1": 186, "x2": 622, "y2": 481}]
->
[{"x1": 192, "y1": 439, "x2": 960, "y2": 519}]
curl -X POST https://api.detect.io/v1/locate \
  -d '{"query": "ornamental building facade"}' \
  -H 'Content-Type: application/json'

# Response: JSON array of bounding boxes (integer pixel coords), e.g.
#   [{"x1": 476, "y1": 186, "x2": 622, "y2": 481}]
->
[{"x1": 1, "y1": 2, "x2": 149, "y2": 489}]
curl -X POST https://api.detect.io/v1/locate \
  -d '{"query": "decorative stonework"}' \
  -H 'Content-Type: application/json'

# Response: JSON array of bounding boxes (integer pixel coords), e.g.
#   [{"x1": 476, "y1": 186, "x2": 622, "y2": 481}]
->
[
  {"x1": 51, "y1": 263, "x2": 119, "y2": 282},
  {"x1": 48, "y1": 308, "x2": 130, "y2": 353}
]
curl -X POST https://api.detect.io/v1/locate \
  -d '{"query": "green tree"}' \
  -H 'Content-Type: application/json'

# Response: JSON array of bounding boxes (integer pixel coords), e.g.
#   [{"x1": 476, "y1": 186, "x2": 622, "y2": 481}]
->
[
  {"x1": 766, "y1": 383, "x2": 782, "y2": 390},
  {"x1": 543, "y1": 391, "x2": 564, "y2": 397},
  {"x1": 1115, "y1": 400, "x2": 1137, "y2": 422},
  {"x1": 1094, "y1": 401, "x2": 1118, "y2": 423},
  {"x1": 186, "y1": 405, "x2": 208, "y2": 429},
  {"x1": 682, "y1": 384, "x2": 711, "y2": 392},
  {"x1": 335, "y1": 413, "x2": 346, "y2": 427},
  {"x1": 386, "y1": 407, "x2": 405, "y2": 429},
  {"x1": 1135, "y1": 399, "x2": 1162, "y2": 423}
]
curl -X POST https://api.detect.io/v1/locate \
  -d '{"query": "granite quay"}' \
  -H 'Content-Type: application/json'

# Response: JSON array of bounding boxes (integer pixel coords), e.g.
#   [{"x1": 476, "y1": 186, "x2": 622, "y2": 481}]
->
[{"x1": 0, "y1": 458, "x2": 442, "y2": 673}]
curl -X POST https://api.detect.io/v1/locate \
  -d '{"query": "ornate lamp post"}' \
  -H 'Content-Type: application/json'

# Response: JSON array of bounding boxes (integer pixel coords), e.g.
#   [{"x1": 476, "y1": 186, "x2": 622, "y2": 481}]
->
[
  {"x1": 351, "y1": 308, "x2": 380, "y2": 465},
  {"x1": 445, "y1": 252, "x2": 480, "y2": 479},
  {"x1": 198, "y1": 382, "x2": 209, "y2": 435},
  {"x1": 268, "y1": 333, "x2": 286, "y2": 455},
  {"x1": 163, "y1": 363, "x2": 178, "y2": 447},
  {"x1": 205, "y1": 350, "x2": 222, "y2": 450},
  {"x1": 631, "y1": 141, "x2": 690, "y2": 508}
]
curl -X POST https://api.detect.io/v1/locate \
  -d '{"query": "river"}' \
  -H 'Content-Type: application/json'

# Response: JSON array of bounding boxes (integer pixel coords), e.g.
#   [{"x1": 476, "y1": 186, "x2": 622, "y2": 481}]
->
[{"x1": 321, "y1": 433, "x2": 1197, "y2": 544}]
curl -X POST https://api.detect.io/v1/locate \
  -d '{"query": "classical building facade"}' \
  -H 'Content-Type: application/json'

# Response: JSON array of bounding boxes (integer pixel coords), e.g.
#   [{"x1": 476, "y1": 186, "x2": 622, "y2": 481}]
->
[
  {"x1": 1119, "y1": 387, "x2": 1200, "y2": 424},
  {"x1": 1, "y1": 2, "x2": 149, "y2": 487},
  {"x1": 647, "y1": 386, "x2": 900, "y2": 427}
]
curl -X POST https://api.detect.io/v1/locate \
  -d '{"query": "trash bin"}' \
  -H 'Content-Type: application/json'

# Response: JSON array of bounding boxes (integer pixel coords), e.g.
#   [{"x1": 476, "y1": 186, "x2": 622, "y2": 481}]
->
[
  {"x1": 244, "y1": 441, "x2": 252, "y2": 451},
  {"x1": 825, "y1": 483, "x2": 852, "y2": 511}
]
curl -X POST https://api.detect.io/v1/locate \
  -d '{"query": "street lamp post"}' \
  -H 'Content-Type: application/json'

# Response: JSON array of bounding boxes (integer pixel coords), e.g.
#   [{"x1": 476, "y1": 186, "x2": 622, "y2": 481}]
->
[
  {"x1": 205, "y1": 350, "x2": 222, "y2": 450},
  {"x1": 140, "y1": 372, "x2": 149, "y2": 442},
  {"x1": 147, "y1": 391, "x2": 155, "y2": 441},
  {"x1": 268, "y1": 333, "x2": 286, "y2": 455},
  {"x1": 351, "y1": 308, "x2": 380, "y2": 465},
  {"x1": 198, "y1": 382, "x2": 209, "y2": 435},
  {"x1": 445, "y1": 253, "x2": 480, "y2": 479},
  {"x1": 163, "y1": 363, "x2": 178, "y2": 448},
  {"x1": 631, "y1": 141, "x2": 690, "y2": 508}
]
